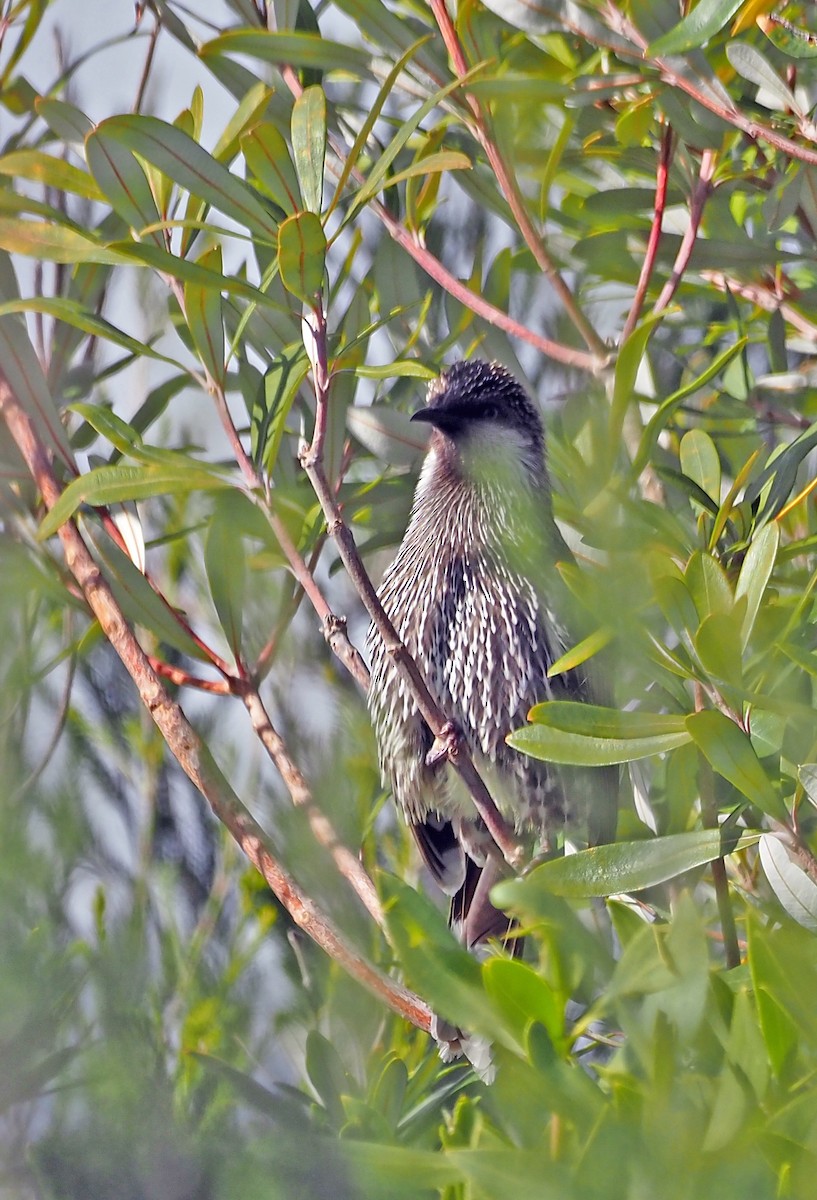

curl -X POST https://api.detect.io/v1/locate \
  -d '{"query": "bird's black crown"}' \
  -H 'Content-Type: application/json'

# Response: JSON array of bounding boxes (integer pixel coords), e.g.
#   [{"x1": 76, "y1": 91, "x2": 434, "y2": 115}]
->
[{"x1": 411, "y1": 360, "x2": 543, "y2": 451}]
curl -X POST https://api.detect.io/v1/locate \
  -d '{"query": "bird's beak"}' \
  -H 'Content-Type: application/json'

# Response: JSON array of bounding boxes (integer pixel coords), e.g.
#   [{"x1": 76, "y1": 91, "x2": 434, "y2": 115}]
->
[{"x1": 411, "y1": 407, "x2": 457, "y2": 430}]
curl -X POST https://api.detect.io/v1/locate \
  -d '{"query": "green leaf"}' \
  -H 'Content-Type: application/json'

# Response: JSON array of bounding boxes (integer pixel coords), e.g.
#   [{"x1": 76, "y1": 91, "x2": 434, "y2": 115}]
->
[
  {"x1": 38, "y1": 462, "x2": 230, "y2": 540},
  {"x1": 759, "y1": 833, "x2": 817, "y2": 932},
  {"x1": 0, "y1": 150, "x2": 103, "y2": 201},
  {"x1": 680, "y1": 429, "x2": 721, "y2": 503},
  {"x1": 241, "y1": 122, "x2": 301, "y2": 214},
  {"x1": 482, "y1": 958, "x2": 563, "y2": 1046},
  {"x1": 34, "y1": 97, "x2": 93, "y2": 143},
  {"x1": 291, "y1": 86, "x2": 326, "y2": 215},
  {"x1": 184, "y1": 245, "x2": 226, "y2": 386},
  {"x1": 633, "y1": 338, "x2": 747, "y2": 475},
  {"x1": 0, "y1": 218, "x2": 129, "y2": 264},
  {"x1": 510, "y1": 702, "x2": 691, "y2": 766},
  {"x1": 648, "y1": 0, "x2": 744, "y2": 55},
  {"x1": 726, "y1": 42, "x2": 800, "y2": 112},
  {"x1": 205, "y1": 494, "x2": 246, "y2": 658},
  {"x1": 201, "y1": 30, "x2": 373, "y2": 77},
  {"x1": 253, "y1": 346, "x2": 309, "y2": 473},
  {"x1": 91, "y1": 115, "x2": 279, "y2": 241},
  {"x1": 610, "y1": 312, "x2": 664, "y2": 450},
  {"x1": 734, "y1": 522, "x2": 779, "y2": 650},
  {"x1": 0, "y1": 314, "x2": 74, "y2": 466},
  {"x1": 694, "y1": 611, "x2": 743, "y2": 686},
  {"x1": 381, "y1": 150, "x2": 472, "y2": 191},
  {"x1": 494, "y1": 830, "x2": 760, "y2": 904},
  {"x1": 277, "y1": 210, "x2": 326, "y2": 303},
  {"x1": 85, "y1": 130, "x2": 164, "y2": 244},
  {"x1": 685, "y1": 550, "x2": 734, "y2": 620},
  {"x1": 686, "y1": 709, "x2": 787, "y2": 819}
]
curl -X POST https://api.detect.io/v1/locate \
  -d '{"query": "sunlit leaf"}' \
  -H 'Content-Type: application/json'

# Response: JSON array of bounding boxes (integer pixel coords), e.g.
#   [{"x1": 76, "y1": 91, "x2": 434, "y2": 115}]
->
[
  {"x1": 277, "y1": 210, "x2": 326, "y2": 303},
  {"x1": 291, "y1": 86, "x2": 326, "y2": 215},
  {"x1": 686, "y1": 710, "x2": 787, "y2": 819},
  {"x1": 510, "y1": 703, "x2": 691, "y2": 766}
]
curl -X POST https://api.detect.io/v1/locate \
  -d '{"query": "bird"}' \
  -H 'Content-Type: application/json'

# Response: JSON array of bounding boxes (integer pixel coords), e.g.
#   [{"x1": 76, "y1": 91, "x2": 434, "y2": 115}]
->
[{"x1": 367, "y1": 359, "x2": 608, "y2": 951}]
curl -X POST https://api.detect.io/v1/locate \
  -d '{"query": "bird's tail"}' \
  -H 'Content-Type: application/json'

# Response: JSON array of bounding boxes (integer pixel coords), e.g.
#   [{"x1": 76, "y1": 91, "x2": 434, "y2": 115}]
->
[{"x1": 450, "y1": 856, "x2": 523, "y2": 957}]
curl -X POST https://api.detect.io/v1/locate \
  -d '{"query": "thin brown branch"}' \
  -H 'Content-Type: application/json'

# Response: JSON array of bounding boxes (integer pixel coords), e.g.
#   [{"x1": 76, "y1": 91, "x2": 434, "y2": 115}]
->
[
  {"x1": 622, "y1": 123, "x2": 674, "y2": 342},
  {"x1": 429, "y1": 0, "x2": 608, "y2": 360},
  {"x1": 300, "y1": 305, "x2": 525, "y2": 869},
  {"x1": 0, "y1": 371, "x2": 429, "y2": 1033},
  {"x1": 238, "y1": 684, "x2": 384, "y2": 926},
  {"x1": 701, "y1": 270, "x2": 817, "y2": 342},
  {"x1": 133, "y1": 10, "x2": 160, "y2": 114},
  {"x1": 652, "y1": 149, "x2": 717, "y2": 315}
]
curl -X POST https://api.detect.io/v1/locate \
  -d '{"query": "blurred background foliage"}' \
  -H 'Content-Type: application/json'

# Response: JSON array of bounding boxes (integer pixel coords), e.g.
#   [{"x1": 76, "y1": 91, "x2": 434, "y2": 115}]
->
[{"x1": 5, "y1": 0, "x2": 817, "y2": 1196}]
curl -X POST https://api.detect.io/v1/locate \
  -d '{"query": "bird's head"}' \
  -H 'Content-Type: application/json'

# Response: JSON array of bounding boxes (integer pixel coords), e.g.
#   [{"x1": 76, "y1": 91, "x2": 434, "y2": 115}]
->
[{"x1": 411, "y1": 360, "x2": 545, "y2": 488}]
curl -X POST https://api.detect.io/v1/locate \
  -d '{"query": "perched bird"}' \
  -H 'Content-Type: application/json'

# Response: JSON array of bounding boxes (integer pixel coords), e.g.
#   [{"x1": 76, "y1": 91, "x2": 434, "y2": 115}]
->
[{"x1": 367, "y1": 360, "x2": 606, "y2": 950}]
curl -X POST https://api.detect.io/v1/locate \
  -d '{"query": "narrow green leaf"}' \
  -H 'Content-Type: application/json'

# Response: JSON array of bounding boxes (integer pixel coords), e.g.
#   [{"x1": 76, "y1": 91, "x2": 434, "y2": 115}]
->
[
  {"x1": 200, "y1": 30, "x2": 373, "y2": 77},
  {"x1": 547, "y1": 628, "x2": 612, "y2": 678},
  {"x1": 695, "y1": 611, "x2": 743, "y2": 686},
  {"x1": 241, "y1": 123, "x2": 301, "y2": 213},
  {"x1": 0, "y1": 218, "x2": 129, "y2": 264},
  {"x1": 633, "y1": 338, "x2": 747, "y2": 475},
  {"x1": 610, "y1": 312, "x2": 664, "y2": 448},
  {"x1": 0, "y1": 297, "x2": 184, "y2": 370},
  {"x1": 253, "y1": 346, "x2": 308, "y2": 473},
  {"x1": 327, "y1": 36, "x2": 433, "y2": 220},
  {"x1": 347, "y1": 63, "x2": 487, "y2": 220},
  {"x1": 277, "y1": 210, "x2": 326, "y2": 303},
  {"x1": 482, "y1": 958, "x2": 563, "y2": 1046},
  {"x1": 0, "y1": 315, "x2": 74, "y2": 466},
  {"x1": 34, "y1": 97, "x2": 93, "y2": 143},
  {"x1": 381, "y1": 150, "x2": 472, "y2": 191},
  {"x1": 205, "y1": 494, "x2": 246, "y2": 656},
  {"x1": 184, "y1": 245, "x2": 226, "y2": 386},
  {"x1": 291, "y1": 86, "x2": 326, "y2": 215},
  {"x1": 510, "y1": 702, "x2": 691, "y2": 766},
  {"x1": 734, "y1": 522, "x2": 779, "y2": 650},
  {"x1": 85, "y1": 130, "x2": 164, "y2": 244},
  {"x1": 93, "y1": 115, "x2": 278, "y2": 241},
  {"x1": 494, "y1": 830, "x2": 760, "y2": 904},
  {"x1": 38, "y1": 462, "x2": 230, "y2": 540},
  {"x1": 686, "y1": 709, "x2": 787, "y2": 819},
  {"x1": 0, "y1": 150, "x2": 103, "y2": 201},
  {"x1": 648, "y1": 0, "x2": 744, "y2": 55},
  {"x1": 680, "y1": 429, "x2": 721, "y2": 503}
]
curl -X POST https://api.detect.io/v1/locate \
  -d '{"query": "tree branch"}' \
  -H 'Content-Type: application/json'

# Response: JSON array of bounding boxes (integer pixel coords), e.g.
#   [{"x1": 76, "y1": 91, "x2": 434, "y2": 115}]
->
[{"x1": 0, "y1": 372, "x2": 425, "y2": 1031}]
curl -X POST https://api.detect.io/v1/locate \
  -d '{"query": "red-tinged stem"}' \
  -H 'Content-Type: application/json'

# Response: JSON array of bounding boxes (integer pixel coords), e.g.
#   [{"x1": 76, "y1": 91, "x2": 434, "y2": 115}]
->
[
  {"x1": 622, "y1": 123, "x2": 674, "y2": 342},
  {"x1": 148, "y1": 657, "x2": 232, "y2": 694},
  {"x1": 653, "y1": 149, "x2": 717, "y2": 315}
]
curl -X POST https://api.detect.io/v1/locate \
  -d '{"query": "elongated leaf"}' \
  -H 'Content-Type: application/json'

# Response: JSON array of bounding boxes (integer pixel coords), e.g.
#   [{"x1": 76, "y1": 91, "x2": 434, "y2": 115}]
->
[
  {"x1": 38, "y1": 462, "x2": 230, "y2": 540},
  {"x1": 201, "y1": 30, "x2": 372, "y2": 76},
  {"x1": 734, "y1": 522, "x2": 779, "y2": 649},
  {"x1": 34, "y1": 97, "x2": 93, "y2": 143},
  {"x1": 759, "y1": 833, "x2": 817, "y2": 931},
  {"x1": 547, "y1": 628, "x2": 612, "y2": 678},
  {"x1": 205, "y1": 494, "x2": 246, "y2": 657},
  {"x1": 648, "y1": 0, "x2": 744, "y2": 55},
  {"x1": 85, "y1": 130, "x2": 164, "y2": 244},
  {"x1": 610, "y1": 313, "x2": 664, "y2": 449},
  {"x1": 184, "y1": 245, "x2": 226, "y2": 386},
  {"x1": 494, "y1": 830, "x2": 760, "y2": 904},
  {"x1": 277, "y1": 210, "x2": 326, "y2": 303},
  {"x1": 253, "y1": 346, "x2": 308, "y2": 473},
  {"x1": 510, "y1": 703, "x2": 691, "y2": 766},
  {"x1": 291, "y1": 86, "x2": 326, "y2": 215},
  {"x1": 634, "y1": 339, "x2": 747, "y2": 475},
  {"x1": 93, "y1": 115, "x2": 278, "y2": 241},
  {"x1": 241, "y1": 123, "x2": 301, "y2": 213},
  {"x1": 680, "y1": 429, "x2": 721, "y2": 503},
  {"x1": 686, "y1": 709, "x2": 787, "y2": 819},
  {"x1": 685, "y1": 550, "x2": 734, "y2": 620},
  {"x1": 0, "y1": 297, "x2": 184, "y2": 369},
  {"x1": 0, "y1": 218, "x2": 129, "y2": 264},
  {"x1": 0, "y1": 150, "x2": 103, "y2": 201},
  {"x1": 727, "y1": 42, "x2": 801, "y2": 111},
  {"x1": 381, "y1": 150, "x2": 472, "y2": 191},
  {"x1": 0, "y1": 315, "x2": 74, "y2": 465}
]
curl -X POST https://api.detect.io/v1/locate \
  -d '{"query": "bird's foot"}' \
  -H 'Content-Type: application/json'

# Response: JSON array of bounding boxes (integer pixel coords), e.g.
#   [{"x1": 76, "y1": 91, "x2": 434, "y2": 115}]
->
[{"x1": 426, "y1": 720, "x2": 462, "y2": 768}]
